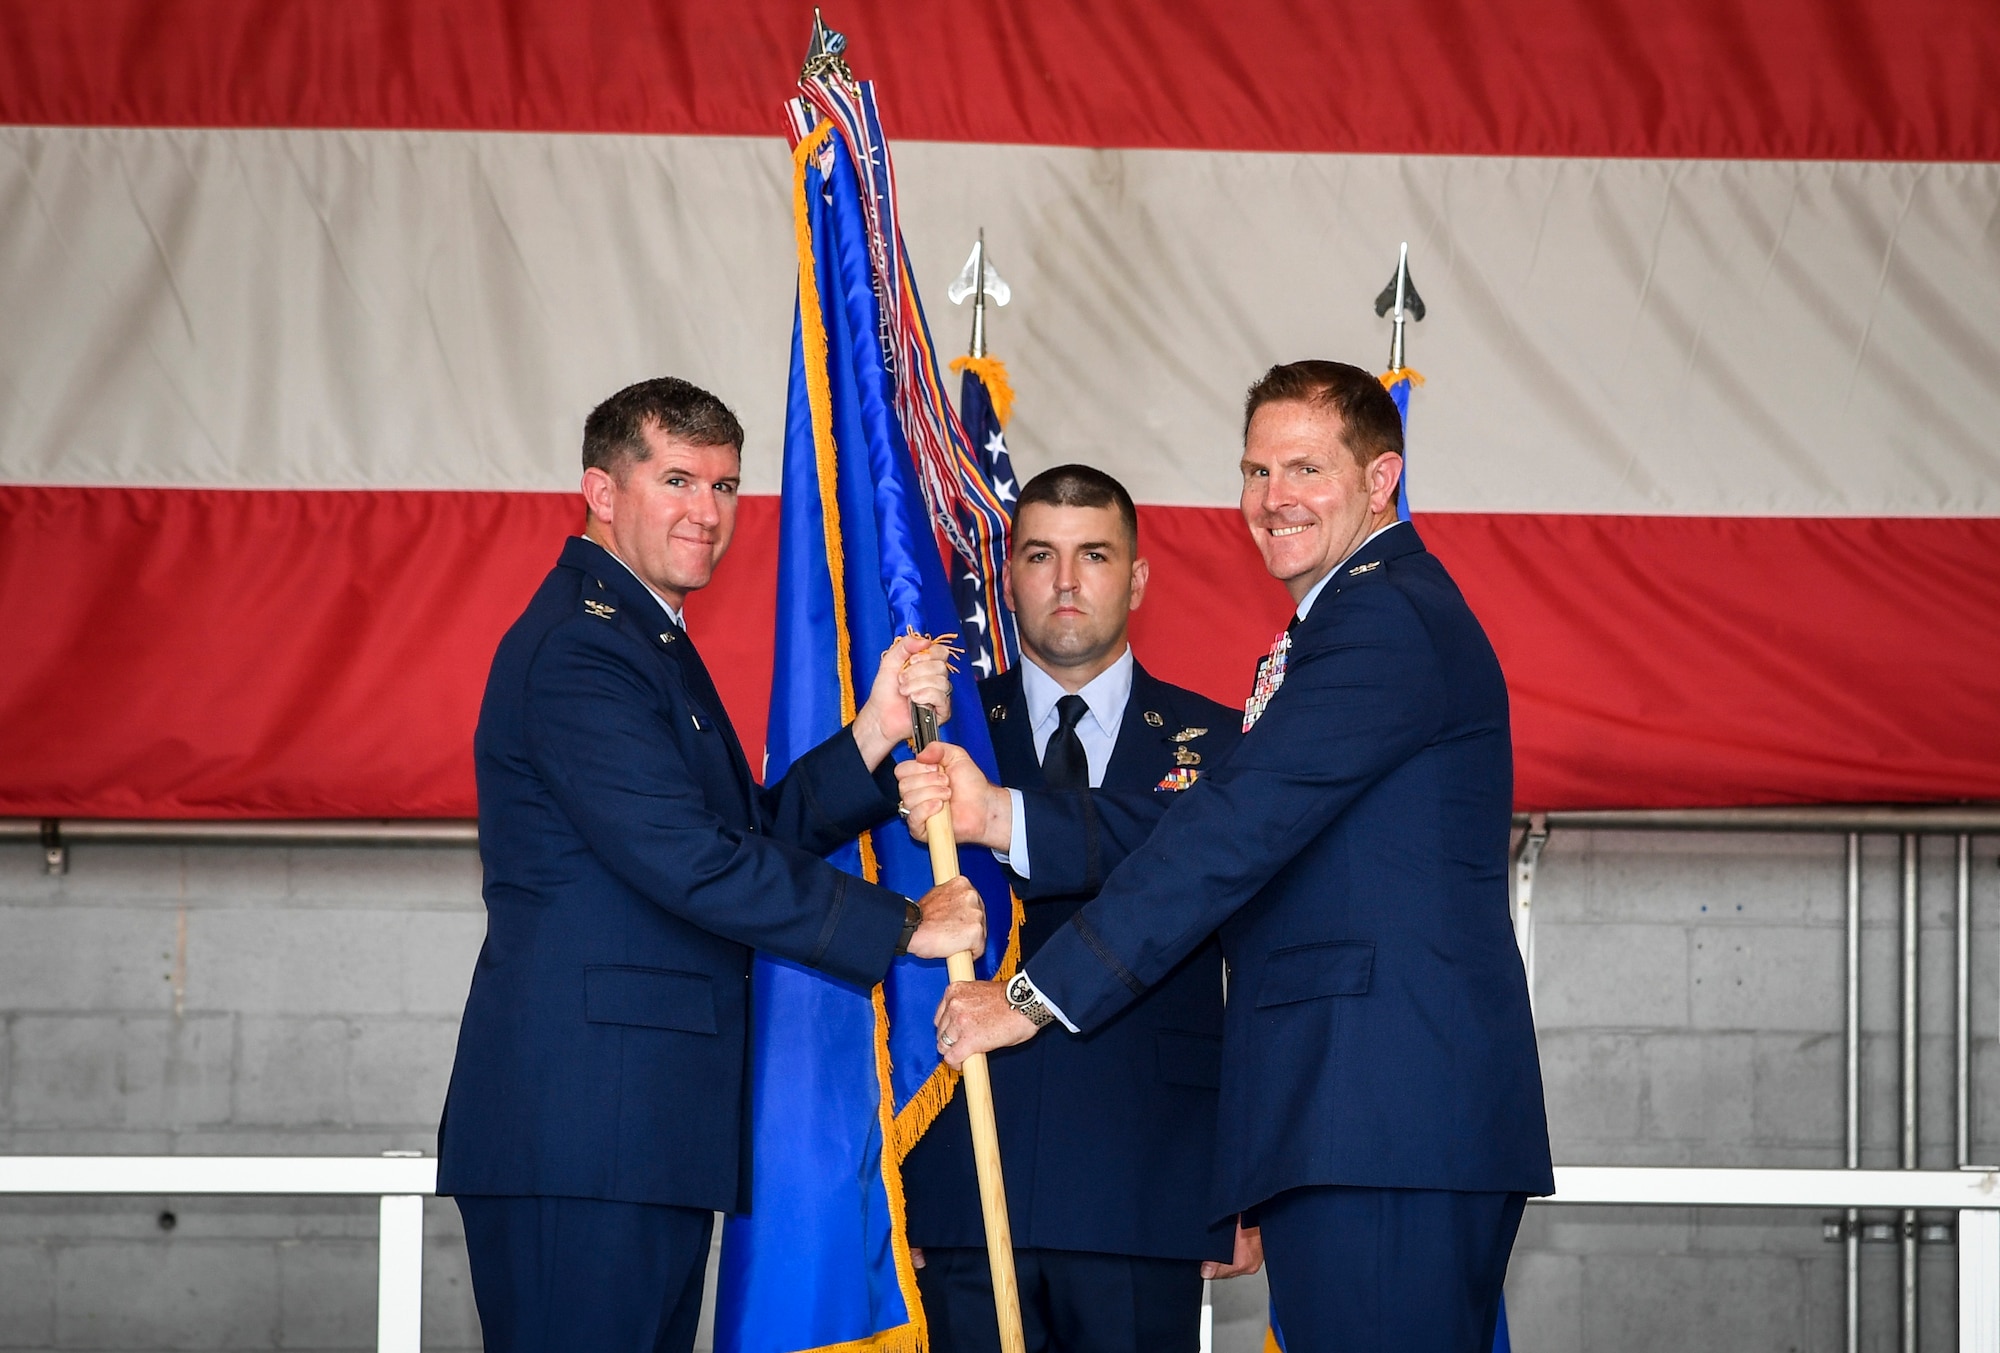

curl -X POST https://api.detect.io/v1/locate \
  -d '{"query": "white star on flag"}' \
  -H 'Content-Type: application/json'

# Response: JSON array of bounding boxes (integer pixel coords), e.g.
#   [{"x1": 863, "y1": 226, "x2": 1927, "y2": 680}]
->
[{"x1": 993, "y1": 476, "x2": 1017, "y2": 506}]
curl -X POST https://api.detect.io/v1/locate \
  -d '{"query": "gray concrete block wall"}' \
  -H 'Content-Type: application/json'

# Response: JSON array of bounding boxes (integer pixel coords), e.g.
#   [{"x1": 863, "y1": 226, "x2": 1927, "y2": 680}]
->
[
  {"x1": 1510, "y1": 829, "x2": 2000, "y2": 1353},
  {"x1": 0, "y1": 841, "x2": 488, "y2": 1350},
  {"x1": 3, "y1": 829, "x2": 1995, "y2": 1350}
]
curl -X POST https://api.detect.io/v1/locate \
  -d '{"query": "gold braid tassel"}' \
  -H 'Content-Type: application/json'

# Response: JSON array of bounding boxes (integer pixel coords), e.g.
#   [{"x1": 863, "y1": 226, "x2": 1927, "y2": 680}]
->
[{"x1": 949, "y1": 354, "x2": 1016, "y2": 428}]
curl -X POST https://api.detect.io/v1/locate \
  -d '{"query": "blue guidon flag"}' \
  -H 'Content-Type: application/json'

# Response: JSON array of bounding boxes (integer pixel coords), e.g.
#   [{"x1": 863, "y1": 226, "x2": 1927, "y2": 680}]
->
[
  {"x1": 712, "y1": 21, "x2": 1022, "y2": 1353},
  {"x1": 1383, "y1": 361, "x2": 1420, "y2": 523}
]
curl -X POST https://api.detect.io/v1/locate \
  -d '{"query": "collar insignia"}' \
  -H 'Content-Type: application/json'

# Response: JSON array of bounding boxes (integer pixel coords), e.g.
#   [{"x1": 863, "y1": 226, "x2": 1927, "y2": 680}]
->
[
  {"x1": 659, "y1": 631, "x2": 678, "y2": 645},
  {"x1": 583, "y1": 599, "x2": 617, "y2": 619},
  {"x1": 989, "y1": 703, "x2": 1008, "y2": 721},
  {"x1": 1143, "y1": 710, "x2": 1164, "y2": 727}
]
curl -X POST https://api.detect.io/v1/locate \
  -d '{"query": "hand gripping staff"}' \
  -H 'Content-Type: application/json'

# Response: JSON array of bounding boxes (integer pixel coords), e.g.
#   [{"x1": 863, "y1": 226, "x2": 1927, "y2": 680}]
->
[{"x1": 911, "y1": 700, "x2": 1027, "y2": 1353}]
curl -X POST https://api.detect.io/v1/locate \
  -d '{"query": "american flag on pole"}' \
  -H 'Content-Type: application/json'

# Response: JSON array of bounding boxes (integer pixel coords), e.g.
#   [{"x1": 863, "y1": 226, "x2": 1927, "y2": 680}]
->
[{"x1": 947, "y1": 343, "x2": 1020, "y2": 679}]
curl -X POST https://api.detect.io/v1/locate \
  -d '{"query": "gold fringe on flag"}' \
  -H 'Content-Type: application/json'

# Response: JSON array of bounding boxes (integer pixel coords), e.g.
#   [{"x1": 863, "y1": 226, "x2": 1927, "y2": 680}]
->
[
  {"x1": 887, "y1": 887, "x2": 1028, "y2": 1161},
  {"x1": 949, "y1": 354, "x2": 1016, "y2": 429}
]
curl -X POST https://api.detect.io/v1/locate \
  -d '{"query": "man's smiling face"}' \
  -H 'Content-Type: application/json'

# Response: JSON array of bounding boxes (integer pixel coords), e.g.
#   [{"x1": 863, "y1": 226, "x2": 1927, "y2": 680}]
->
[
  {"x1": 584, "y1": 423, "x2": 741, "y2": 611},
  {"x1": 1239, "y1": 400, "x2": 1401, "y2": 601}
]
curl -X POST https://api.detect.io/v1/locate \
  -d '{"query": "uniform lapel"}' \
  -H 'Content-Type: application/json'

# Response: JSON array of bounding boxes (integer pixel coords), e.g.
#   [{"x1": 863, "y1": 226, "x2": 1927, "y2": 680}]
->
[
  {"x1": 560, "y1": 536, "x2": 759, "y2": 811},
  {"x1": 656, "y1": 624, "x2": 756, "y2": 794},
  {"x1": 1103, "y1": 663, "x2": 1174, "y2": 791},
  {"x1": 980, "y1": 669, "x2": 1042, "y2": 790}
]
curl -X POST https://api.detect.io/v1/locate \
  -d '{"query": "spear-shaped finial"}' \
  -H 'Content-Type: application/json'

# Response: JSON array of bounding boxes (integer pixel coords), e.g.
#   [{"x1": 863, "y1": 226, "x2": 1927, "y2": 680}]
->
[
  {"x1": 1373, "y1": 242, "x2": 1426, "y2": 371},
  {"x1": 801, "y1": 7, "x2": 854, "y2": 83},
  {"x1": 948, "y1": 230, "x2": 1011, "y2": 359}
]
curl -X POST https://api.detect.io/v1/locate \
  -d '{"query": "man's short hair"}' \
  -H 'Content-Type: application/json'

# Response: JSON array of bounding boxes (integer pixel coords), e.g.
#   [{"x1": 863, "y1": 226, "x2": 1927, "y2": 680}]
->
[
  {"x1": 1242, "y1": 360, "x2": 1404, "y2": 469},
  {"x1": 582, "y1": 377, "x2": 745, "y2": 480},
  {"x1": 1013, "y1": 464, "x2": 1140, "y2": 552}
]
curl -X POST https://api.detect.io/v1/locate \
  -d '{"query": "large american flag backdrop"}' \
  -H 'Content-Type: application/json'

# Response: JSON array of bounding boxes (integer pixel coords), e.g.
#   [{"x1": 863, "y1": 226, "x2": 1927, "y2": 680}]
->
[{"x1": 1, "y1": 0, "x2": 1995, "y2": 818}]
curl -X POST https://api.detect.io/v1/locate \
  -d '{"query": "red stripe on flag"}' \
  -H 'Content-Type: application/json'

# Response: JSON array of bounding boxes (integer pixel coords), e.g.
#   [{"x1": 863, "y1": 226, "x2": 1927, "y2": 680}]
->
[
  {"x1": 0, "y1": 486, "x2": 775, "y2": 818},
  {"x1": 0, "y1": 0, "x2": 1992, "y2": 160},
  {"x1": 3, "y1": 487, "x2": 1997, "y2": 818},
  {"x1": 1427, "y1": 513, "x2": 2000, "y2": 809}
]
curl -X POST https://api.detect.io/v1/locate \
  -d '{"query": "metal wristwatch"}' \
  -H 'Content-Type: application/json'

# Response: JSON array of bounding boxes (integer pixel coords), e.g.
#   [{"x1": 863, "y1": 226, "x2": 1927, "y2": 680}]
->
[
  {"x1": 894, "y1": 901, "x2": 922, "y2": 956},
  {"x1": 1005, "y1": 972, "x2": 1056, "y2": 1029}
]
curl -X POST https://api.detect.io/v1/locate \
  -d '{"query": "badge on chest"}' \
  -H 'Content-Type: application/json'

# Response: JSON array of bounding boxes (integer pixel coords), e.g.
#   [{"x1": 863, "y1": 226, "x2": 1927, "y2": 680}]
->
[
  {"x1": 1156, "y1": 726, "x2": 1210, "y2": 790},
  {"x1": 1243, "y1": 630, "x2": 1292, "y2": 732}
]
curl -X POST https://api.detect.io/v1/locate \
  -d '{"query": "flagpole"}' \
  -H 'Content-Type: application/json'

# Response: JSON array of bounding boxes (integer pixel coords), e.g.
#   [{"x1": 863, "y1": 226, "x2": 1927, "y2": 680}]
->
[
  {"x1": 1374, "y1": 240, "x2": 1423, "y2": 376},
  {"x1": 913, "y1": 704, "x2": 1027, "y2": 1353},
  {"x1": 969, "y1": 229, "x2": 989, "y2": 359},
  {"x1": 1389, "y1": 241, "x2": 1409, "y2": 371}
]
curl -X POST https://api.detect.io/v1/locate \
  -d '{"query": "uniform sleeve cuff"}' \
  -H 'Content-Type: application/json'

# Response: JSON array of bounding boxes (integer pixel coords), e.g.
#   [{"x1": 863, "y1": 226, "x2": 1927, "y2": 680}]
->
[
  {"x1": 1020, "y1": 968, "x2": 1079, "y2": 1033},
  {"x1": 992, "y1": 788, "x2": 1031, "y2": 876}
]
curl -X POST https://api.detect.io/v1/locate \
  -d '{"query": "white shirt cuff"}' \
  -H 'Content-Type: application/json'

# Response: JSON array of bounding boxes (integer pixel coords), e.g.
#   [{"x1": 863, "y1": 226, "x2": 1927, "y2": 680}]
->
[
  {"x1": 1021, "y1": 969, "x2": 1079, "y2": 1033},
  {"x1": 993, "y1": 788, "x2": 1030, "y2": 877}
]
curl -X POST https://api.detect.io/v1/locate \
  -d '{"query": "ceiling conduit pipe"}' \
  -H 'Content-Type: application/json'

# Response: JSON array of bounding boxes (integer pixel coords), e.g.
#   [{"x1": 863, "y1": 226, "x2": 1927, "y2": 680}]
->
[
  {"x1": 1902, "y1": 835, "x2": 1921, "y2": 1353},
  {"x1": 1960, "y1": 834, "x2": 1974, "y2": 1173},
  {"x1": 1512, "y1": 813, "x2": 1549, "y2": 1016},
  {"x1": 1847, "y1": 832, "x2": 1862, "y2": 1353}
]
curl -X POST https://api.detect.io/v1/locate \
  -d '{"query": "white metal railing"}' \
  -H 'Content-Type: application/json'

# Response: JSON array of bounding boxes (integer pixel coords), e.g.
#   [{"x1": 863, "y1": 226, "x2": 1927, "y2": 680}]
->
[
  {"x1": 0, "y1": 1157, "x2": 1994, "y2": 1352},
  {"x1": 0, "y1": 1154, "x2": 435, "y2": 1352}
]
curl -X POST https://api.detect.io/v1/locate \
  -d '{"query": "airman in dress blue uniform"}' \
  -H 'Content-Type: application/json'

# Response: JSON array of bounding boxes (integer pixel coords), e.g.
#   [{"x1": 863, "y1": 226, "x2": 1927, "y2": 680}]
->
[
  {"x1": 437, "y1": 378, "x2": 985, "y2": 1353},
  {"x1": 907, "y1": 365, "x2": 1552, "y2": 1353},
  {"x1": 901, "y1": 466, "x2": 1253, "y2": 1353}
]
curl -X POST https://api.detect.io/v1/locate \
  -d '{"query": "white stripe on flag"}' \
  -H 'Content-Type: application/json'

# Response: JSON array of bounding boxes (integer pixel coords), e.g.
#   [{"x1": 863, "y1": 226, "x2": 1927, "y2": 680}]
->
[{"x1": 3, "y1": 127, "x2": 1996, "y2": 515}]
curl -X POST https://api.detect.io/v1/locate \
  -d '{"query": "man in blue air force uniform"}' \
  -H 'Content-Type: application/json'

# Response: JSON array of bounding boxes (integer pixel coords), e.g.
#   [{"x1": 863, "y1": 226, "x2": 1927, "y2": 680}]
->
[
  {"x1": 902, "y1": 466, "x2": 1250, "y2": 1353},
  {"x1": 904, "y1": 363, "x2": 1552, "y2": 1353},
  {"x1": 437, "y1": 378, "x2": 985, "y2": 1353}
]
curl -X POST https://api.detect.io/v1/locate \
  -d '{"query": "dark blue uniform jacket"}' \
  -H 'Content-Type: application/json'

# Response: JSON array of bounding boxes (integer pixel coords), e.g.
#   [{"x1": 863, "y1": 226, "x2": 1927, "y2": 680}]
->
[
  {"x1": 438, "y1": 536, "x2": 908, "y2": 1214},
  {"x1": 1019, "y1": 527, "x2": 1554, "y2": 1221},
  {"x1": 903, "y1": 662, "x2": 1239, "y2": 1262}
]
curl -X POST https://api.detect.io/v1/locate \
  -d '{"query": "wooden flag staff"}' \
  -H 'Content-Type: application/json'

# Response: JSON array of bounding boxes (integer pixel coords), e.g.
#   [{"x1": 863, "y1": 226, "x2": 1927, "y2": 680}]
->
[{"x1": 912, "y1": 703, "x2": 1027, "y2": 1353}]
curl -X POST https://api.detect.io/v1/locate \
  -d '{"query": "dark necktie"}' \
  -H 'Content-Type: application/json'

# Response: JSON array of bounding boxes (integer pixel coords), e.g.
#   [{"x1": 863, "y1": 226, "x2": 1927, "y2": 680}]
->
[{"x1": 1042, "y1": 693, "x2": 1091, "y2": 791}]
